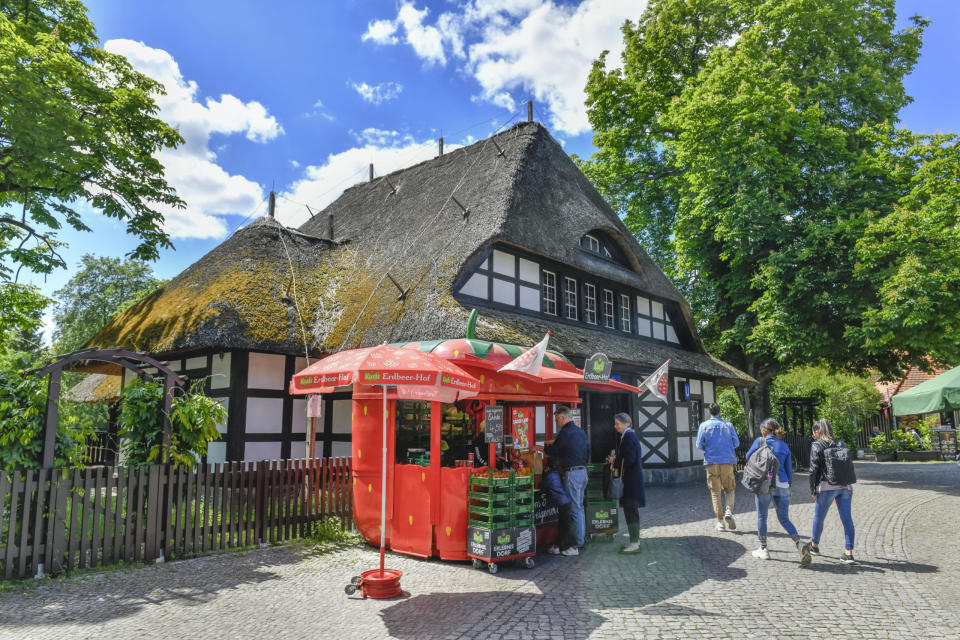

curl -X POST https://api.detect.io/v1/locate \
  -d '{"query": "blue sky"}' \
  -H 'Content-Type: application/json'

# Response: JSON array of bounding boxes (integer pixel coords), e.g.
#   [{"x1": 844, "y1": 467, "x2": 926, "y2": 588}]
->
[{"x1": 20, "y1": 0, "x2": 960, "y2": 340}]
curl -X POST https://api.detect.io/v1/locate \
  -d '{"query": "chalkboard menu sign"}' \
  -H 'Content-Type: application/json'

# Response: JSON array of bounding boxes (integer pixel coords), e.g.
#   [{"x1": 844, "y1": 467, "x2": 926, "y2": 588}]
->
[{"x1": 485, "y1": 405, "x2": 504, "y2": 444}]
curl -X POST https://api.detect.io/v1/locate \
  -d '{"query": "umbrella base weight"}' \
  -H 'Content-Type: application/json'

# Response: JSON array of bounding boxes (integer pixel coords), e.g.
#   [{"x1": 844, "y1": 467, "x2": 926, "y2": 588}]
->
[{"x1": 348, "y1": 569, "x2": 404, "y2": 599}]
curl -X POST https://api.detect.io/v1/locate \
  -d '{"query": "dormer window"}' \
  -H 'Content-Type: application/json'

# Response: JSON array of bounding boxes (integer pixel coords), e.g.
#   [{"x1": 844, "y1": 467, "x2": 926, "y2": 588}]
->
[{"x1": 579, "y1": 231, "x2": 621, "y2": 262}]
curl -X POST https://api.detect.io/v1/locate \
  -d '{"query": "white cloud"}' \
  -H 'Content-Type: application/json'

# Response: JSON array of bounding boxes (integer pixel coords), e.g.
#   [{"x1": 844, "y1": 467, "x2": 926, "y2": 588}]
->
[
  {"x1": 290, "y1": 160, "x2": 301, "y2": 168},
  {"x1": 305, "y1": 98, "x2": 335, "y2": 120},
  {"x1": 103, "y1": 39, "x2": 283, "y2": 239},
  {"x1": 362, "y1": 18, "x2": 399, "y2": 45},
  {"x1": 276, "y1": 136, "x2": 460, "y2": 228},
  {"x1": 350, "y1": 81, "x2": 404, "y2": 105},
  {"x1": 359, "y1": 0, "x2": 649, "y2": 135}
]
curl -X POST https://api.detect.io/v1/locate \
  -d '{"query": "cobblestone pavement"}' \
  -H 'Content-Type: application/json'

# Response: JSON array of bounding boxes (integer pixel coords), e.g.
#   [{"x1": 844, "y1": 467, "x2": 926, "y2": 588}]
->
[{"x1": 1, "y1": 462, "x2": 958, "y2": 640}]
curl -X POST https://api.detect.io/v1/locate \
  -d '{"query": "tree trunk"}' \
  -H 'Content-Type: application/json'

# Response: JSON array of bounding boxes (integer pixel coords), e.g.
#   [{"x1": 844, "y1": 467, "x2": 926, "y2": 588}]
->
[{"x1": 735, "y1": 362, "x2": 776, "y2": 439}]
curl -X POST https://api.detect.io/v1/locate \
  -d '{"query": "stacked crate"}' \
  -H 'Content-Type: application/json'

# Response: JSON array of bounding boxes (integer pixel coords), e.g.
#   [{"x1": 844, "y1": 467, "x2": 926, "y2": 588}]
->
[
  {"x1": 466, "y1": 469, "x2": 537, "y2": 567},
  {"x1": 584, "y1": 463, "x2": 619, "y2": 538}
]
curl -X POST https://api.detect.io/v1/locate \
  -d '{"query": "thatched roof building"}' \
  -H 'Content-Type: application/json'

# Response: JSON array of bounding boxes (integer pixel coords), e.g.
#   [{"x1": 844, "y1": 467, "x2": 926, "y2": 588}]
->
[{"x1": 90, "y1": 120, "x2": 752, "y2": 469}]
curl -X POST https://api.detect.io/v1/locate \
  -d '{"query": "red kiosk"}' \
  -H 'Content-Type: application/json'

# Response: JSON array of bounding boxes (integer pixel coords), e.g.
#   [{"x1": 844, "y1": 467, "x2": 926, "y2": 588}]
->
[{"x1": 290, "y1": 333, "x2": 642, "y2": 572}]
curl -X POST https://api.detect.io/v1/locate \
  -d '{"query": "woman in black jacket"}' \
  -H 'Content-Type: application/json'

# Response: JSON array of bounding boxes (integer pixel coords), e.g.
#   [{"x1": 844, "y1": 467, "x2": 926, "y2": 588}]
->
[
  {"x1": 804, "y1": 419, "x2": 856, "y2": 565},
  {"x1": 607, "y1": 412, "x2": 645, "y2": 554}
]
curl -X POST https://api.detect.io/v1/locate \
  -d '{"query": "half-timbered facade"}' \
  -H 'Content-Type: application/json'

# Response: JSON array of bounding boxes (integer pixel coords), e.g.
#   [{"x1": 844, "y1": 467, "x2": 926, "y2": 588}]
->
[{"x1": 90, "y1": 121, "x2": 754, "y2": 473}]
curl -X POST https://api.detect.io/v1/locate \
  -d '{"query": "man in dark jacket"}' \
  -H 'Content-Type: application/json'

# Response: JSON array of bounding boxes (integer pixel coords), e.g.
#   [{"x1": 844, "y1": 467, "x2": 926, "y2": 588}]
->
[
  {"x1": 608, "y1": 412, "x2": 645, "y2": 553},
  {"x1": 545, "y1": 405, "x2": 589, "y2": 555}
]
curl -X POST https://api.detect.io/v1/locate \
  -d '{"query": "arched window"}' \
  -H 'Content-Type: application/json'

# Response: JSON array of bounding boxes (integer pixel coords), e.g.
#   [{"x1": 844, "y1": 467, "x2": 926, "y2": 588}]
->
[{"x1": 578, "y1": 230, "x2": 629, "y2": 266}]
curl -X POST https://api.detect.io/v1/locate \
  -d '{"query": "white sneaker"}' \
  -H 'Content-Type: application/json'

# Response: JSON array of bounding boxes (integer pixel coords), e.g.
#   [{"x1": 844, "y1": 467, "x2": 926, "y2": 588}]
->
[
  {"x1": 724, "y1": 511, "x2": 737, "y2": 530},
  {"x1": 752, "y1": 547, "x2": 770, "y2": 560},
  {"x1": 621, "y1": 542, "x2": 641, "y2": 554},
  {"x1": 561, "y1": 547, "x2": 579, "y2": 556},
  {"x1": 547, "y1": 545, "x2": 560, "y2": 555},
  {"x1": 715, "y1": 520, "x2": 726, "y2": 531}
]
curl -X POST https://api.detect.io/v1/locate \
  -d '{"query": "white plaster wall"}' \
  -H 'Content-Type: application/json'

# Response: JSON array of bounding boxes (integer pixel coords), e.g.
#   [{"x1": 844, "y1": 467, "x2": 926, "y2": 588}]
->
[
  {"x1": 331, "y1": 442, "x2": 352, "y2": 458},
  {"x1": 518, "y1": 258, "x2": 539, "y2": 284},
  {"x1": 677, "y1": 437, "x2": 691, "y2": 463},
  {"x1": 291, "y1": 398, "x2": 307, "y2": 433},
  {"x1": 690, "y1": 379, "x2": 702, "y2": 395},
  {"x1": 212, "y1": 398, "x2": 229, "y2": 433},
  {"x1": 703, "y1": 381, "x2": 715, "y2": 404},
  {"x1": 246, "y1": 397, "x2": 283, "y2": 433},
  {"x1": 459, "y1": 273, "x2": 488, "y2": 298},
  {"x1": 185, "y1": 356, "x2": 207, "y2": 370},
  {"x1": 518, "y1": 285, "x2": 539, "y2": 311},
  {"x1": 492, "y1": 279, "x2": 515, "y2": 305},
  {"x1": 651, "y1": 300, "x2": 664, "y2": 319},
  {"x1": 207, "y1": 441, "x2": 227, "y2": 463},
  {"x1": 245, "y1": 442, "x2": 281, "y2": 462},
  {"x1": 332, "y1": 399, "x2": 352, "y2": 434},
  {"x1": 289, "y1": 442, "x2": 324, "y2": 459},
  {"x1": 248, "y1": 352, "x2": 286, "y2": 390},
  {"x1": 637, "y1": 318, "x2": 651, "y2": 337},
  {"x1": 210, "y1": 353, "x2": 231, "y2": 389},
  {"x1": 492, "y1": 250, "x2": 515, "y2": 276},
  {"x1": 675, "y1": 405, "x2": 689, "y2": 434}
]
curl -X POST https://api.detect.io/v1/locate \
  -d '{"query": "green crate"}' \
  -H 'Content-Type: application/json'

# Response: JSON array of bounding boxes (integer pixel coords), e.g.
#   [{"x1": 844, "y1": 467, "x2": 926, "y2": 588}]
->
[
  {"x1": 469, "y1": 511, "x2": 512, "y2": 528},
  {"x1": 469, "y1": 473, "x2": 513, "y2": 488},
  {"x1": 469, "y1": 503, "x2": 513, "y2": 517},
  {"x1": 512, "y1": 513, "x2": 534, "y2": 528},
  {"x1": 586, "y1": 463, "x2": 606, "y2": 474},
  {"x1": 469, "y1": 493, "x2": 511, "y2": 508}
]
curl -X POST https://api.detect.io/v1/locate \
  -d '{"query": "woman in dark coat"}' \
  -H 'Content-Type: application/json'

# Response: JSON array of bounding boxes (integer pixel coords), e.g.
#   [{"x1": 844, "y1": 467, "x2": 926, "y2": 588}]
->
[{"x1": 608, "y1": 412, "x2": 645, "y2": 553}]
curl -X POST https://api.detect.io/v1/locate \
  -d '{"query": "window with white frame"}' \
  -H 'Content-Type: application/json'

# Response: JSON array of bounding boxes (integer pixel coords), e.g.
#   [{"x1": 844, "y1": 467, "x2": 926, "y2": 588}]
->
[
  {"x1": 564, "y1": 277, "x2": 578, "y2": 320},
  {"x1": 603, "y1": 289, "x2": 615, "y2": 328},
  {"x1": 584, "y1": 284, "x2": 597, "y2": 324},
  {"x1": 620, "y1": 294, "x2": 631, "y2": 332},
  {"x1": 581, "y1": 234, "x2": 600, "y2": 252},
  {"x1": 542, "y1": 270, "x2": 557, "y2": 315}
]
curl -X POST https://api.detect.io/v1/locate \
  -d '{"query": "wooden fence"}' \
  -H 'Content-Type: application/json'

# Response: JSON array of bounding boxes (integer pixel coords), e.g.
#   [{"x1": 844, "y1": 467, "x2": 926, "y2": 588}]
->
[{"x1": 0, "y1": 457, "x2": 351, "y2": 580}]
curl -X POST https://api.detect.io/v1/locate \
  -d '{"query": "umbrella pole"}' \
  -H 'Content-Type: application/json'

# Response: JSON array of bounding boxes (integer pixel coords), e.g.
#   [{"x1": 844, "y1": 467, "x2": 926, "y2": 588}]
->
[{"x1": 380, "y1": 386, "x2": 387, "y2": 577}]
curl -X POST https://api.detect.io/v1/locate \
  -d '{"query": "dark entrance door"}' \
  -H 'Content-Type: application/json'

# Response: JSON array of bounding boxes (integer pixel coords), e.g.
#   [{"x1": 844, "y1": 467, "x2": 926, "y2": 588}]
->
[{"x1": 586, "y1": 392, "x2": 630, "y2": 463}]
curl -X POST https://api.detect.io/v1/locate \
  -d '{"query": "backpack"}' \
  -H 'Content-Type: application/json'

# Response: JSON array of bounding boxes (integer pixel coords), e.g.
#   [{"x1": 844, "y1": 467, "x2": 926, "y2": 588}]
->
[
  {"x1": 823, "y1": 442, "x2": 857, "y2": 486},
  {"x1": 741, "y1": 440, "x2": 779, "y2": 494}
]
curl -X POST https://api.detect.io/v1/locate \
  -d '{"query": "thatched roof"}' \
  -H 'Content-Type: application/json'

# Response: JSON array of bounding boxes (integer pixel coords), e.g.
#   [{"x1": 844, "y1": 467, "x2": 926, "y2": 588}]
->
[
  {"x1": 298, "y1": 122, "x2": 752, "y2": 385},
  {"x1": 91, "y1": 121, "x2": 753, "y2": 385},
  {"x1": 90, "y1": 216, "x2": 337, "y2": 355},
  {"x1": 64, "y1": 373, "x2": 121, "y2": 404}
]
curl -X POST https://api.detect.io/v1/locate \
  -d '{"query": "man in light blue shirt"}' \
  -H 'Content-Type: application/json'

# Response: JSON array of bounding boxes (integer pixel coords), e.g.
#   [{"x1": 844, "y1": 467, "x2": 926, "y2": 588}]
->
[{"x1": 696, "y1": 403, "x2": 740, "y2": 531}]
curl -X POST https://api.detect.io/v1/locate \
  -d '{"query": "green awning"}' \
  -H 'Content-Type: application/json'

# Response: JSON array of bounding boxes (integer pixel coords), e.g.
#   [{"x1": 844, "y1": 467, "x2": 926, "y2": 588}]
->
[{"x1": 891, "y1": 365, "x2": 960, "y2": 416}]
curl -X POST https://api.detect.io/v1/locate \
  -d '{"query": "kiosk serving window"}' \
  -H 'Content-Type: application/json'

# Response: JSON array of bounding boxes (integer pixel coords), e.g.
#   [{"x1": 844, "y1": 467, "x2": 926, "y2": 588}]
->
[{"x1": 395, "y1": 401, "x2": 476, "y2": 466}]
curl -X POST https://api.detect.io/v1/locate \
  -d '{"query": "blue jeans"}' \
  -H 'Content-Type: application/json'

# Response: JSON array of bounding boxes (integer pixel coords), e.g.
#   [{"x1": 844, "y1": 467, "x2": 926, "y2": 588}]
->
[
  {"x1": 812, "y1": 488, "x2": 855, "y2": 550},
  {"x1": 755, "y1": 487, "x2": 799, "y2": 541},
  {"x1": 563, "y1": 468, "x2": 588, "y2": 547}
]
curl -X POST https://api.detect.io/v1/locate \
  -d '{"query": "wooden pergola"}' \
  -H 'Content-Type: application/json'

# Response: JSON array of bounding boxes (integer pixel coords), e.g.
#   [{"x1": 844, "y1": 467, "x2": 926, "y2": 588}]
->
[{"x1": 30, "y1": 348, "x2": 186, "y2": 468}]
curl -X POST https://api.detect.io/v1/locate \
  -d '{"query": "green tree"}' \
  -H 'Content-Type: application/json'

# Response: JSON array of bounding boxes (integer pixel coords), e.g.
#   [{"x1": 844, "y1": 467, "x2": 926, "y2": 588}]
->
[
  {"x1": 118, "y1": 378, "x2": 225, "y2": 468},
  {"x1": 582, "y1": 0, "x2": 935, "y2": 428},
  {"x1": 0, "y1": 0, "x2": 184, "y2": 284},
  {"x1": 52, "y1": 254, "x2": 164, "y2": 354},
  {"x1": 771, "y1": 366, "x2": 881, "y2": 447},
  {"x1": 0, "y1": 281, "x2": 48, "y2": 351}
]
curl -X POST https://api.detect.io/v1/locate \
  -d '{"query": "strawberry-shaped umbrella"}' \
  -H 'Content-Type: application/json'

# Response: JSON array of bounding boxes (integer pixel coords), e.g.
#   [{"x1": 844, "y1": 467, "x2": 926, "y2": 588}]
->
[{"x1": 289, "y1": 345, "x2": 479, "y2": 586}]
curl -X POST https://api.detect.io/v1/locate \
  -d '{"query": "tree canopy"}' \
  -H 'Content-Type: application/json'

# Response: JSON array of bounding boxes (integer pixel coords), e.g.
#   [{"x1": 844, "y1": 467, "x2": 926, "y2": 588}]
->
[
  {"x1": 52, "y1": 254, "x2": 164, "y2": 354},
  {"x1": 580, "y1": 0, "x2": 959, "y2": 425},
  {"x1": 0, "y1": 0, "x2": 183, "y2": 284}
]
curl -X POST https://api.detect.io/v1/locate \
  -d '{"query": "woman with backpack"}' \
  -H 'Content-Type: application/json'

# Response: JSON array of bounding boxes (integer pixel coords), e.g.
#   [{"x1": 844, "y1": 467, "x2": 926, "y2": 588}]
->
[
  {"x1": 804, "y1": 418, "x2": 857, "y2": 565},
  {"x1": 744, "y1": 418, "x2": 808, "y2": 564}
]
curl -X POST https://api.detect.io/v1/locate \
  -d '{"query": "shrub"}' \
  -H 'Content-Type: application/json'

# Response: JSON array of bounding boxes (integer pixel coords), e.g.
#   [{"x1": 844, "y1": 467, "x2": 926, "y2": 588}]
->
[
  {"x1": 118, "y1": 378, "x2": 225, "y2": 467},
  {"x1": 869, "y1": 434, "x2": 896, "y2": 455},
  {"x1": 890, "y1": 429, "x2": 919, "y2": 452},
  {"x1": 0, "y1": 352, "x2": 91, "y2": 470}
]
